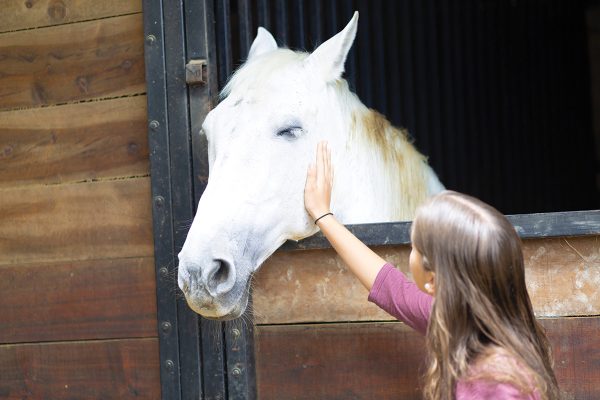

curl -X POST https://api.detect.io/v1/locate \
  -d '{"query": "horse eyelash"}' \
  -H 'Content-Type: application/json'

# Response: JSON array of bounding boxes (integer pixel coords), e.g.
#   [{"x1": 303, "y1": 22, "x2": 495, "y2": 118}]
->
[{"x1": 276, "y1": 126, "x2": 303, "y2": 138}]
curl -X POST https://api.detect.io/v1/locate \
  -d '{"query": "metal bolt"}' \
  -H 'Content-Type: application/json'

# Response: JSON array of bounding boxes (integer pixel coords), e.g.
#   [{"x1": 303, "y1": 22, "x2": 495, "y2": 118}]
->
[
  {"x1": 165, "y1": 359, "x2": 174, "y2": 371},
  {"x1": 149, "y1": 120, "x2": 160, "y2": 130},
  {"x1": 231, "y1": 367, "x2": 242, "y2": 377},
  {"x1": 231, "y1": 328, "x2": 241, "y2": 338},
  {"x1": 154, "y1": 195, "x2": 165, "y2": 208},
  {"x1": 159, "y1": 267, "x2": 169, "y2": 278},
  {"x1": 146, "y1": 34, "x2": 156, "y2": 45},
  {"x1": 160, "y1": 321, "x2": 172, "y2": 335}
]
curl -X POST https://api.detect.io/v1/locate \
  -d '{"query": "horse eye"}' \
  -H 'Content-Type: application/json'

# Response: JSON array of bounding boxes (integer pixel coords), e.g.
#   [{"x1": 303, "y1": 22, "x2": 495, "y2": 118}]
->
[{"x1": 276, "y1": 126, "x2": 303, "y2": 139}]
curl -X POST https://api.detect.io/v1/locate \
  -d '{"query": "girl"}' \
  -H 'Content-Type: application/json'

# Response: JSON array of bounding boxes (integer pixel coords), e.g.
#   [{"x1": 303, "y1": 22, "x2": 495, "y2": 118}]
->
[{"x1": 304, "y1": 141, "x2": 560, "y2": 400}]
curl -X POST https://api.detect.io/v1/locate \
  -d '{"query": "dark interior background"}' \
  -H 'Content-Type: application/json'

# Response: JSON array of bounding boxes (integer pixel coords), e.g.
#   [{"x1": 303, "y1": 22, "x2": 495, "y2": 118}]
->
[{"x1": 214, "y1": 0, "x2": 600, "y2": 215}]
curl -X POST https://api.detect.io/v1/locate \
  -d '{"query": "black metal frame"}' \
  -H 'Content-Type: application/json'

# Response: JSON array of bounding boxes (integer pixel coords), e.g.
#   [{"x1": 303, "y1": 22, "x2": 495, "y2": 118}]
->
[{"x1": 143, "y1": 1, "x2": 600, "y2": 399}]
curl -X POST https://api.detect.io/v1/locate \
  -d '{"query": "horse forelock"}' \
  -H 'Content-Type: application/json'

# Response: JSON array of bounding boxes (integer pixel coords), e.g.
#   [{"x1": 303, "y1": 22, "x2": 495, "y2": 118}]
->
[
  {"x1": 220, "y1": 49, "x2": 308, "y2": 100},
  {"x1": 349, "y1": 108, "x2": 431, "y2": 221}
]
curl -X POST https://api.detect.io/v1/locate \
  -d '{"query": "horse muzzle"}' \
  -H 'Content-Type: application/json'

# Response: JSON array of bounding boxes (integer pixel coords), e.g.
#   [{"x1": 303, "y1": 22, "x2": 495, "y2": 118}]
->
[{"x1": 178, "y1": 256, "x2": 250, "y2": 320}]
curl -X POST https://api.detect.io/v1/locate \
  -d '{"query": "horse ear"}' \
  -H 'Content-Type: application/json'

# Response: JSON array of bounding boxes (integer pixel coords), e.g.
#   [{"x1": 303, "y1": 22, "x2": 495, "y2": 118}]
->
[
  {"x1": 247, "y1": 27, "x2": 278, "y2": 60},
  {"x1": 305, "y1": 11, "x2": 358, "y2": 82}
]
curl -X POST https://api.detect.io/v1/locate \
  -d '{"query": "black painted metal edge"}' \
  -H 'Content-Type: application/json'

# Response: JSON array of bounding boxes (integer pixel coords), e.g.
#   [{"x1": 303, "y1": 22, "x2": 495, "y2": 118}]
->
[
  {"x1": 282, "y1": 210, "x2": 600, "y2": 251},
  {"x1": 142, "y1": 0, "x2": 183, "y2": 398}
]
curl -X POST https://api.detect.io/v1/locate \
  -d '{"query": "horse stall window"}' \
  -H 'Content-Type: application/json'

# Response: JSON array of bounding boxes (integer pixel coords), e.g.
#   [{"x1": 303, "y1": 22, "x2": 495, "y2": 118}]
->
[
  {"x1": 144, "y1": 1, "x2": 600, "y2": 399},
  {"x1": 219, "y1": 0, "x2": 599, "y2": 215}
]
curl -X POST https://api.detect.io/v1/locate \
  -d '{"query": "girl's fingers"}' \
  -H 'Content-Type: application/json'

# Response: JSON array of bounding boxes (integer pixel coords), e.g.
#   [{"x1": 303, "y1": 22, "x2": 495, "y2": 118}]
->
[
  {"x1": 316, "y1": 142, "x2": 324, "y2": 183},
  {"x1": 326, "y1": 143, "x2": 332, "y2": 181}
]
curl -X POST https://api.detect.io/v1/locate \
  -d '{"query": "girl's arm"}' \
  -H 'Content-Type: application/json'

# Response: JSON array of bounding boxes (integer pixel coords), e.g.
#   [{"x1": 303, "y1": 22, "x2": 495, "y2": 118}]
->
[{"x1": 304, "y1": 141, "x2": 386, "y2": 291}]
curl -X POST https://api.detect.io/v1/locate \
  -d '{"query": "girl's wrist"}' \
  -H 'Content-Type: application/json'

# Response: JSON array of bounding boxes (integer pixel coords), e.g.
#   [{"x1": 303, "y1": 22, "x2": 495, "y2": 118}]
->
[{"x1": 314, "y1": 211, "x2": 334, "y2": 225}]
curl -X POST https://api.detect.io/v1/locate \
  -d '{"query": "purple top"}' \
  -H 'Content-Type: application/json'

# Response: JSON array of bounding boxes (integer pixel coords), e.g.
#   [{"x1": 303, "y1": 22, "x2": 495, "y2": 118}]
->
[{"x1": 368, "y1": 263, "x2": 541, "y2": 400}]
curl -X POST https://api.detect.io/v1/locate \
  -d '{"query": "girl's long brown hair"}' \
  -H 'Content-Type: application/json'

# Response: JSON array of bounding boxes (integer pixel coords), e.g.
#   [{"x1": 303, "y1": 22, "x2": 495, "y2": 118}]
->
[{"x1": 411, "y1": 191, "x2": 560, "y2": 400}]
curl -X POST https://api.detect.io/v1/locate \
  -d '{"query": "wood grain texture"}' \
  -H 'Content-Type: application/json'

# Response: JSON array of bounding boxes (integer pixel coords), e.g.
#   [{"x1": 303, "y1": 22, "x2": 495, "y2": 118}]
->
[
  {"x1": 0, "y1": 13, "x2": 145, "y2": 110},
  {"x1": 0, "y1": 96, "x2": 148, "y2": 187},
  {"x1": 256, "y1": 322, "x2": 425, "y2": 400},
  {"x1": 0, "y1": 0, "x2": 142, "y2": 33},
  {"x1": 255, "y1": 317, "x2": 600, "y2": 400},
  {"x1": 0, "y1": 257, "x2": 157, "y2": 344},
  {"x1": 0, "y1": 338, "x2": 160, "y2": 399},
  {"x1": 0, "y1": 177, "x2": 154, "y2": 265},
  {"x1": 253, "y1": 236, "x2": 600, "y2": 324}
]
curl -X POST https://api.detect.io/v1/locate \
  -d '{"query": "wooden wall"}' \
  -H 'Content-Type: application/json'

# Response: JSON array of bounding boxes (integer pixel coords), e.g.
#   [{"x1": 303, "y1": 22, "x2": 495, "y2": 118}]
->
[
  {"x1": 0, "y1": 1, "x2": 160, "y2": 399},
  {"x1": 253, "y1": 237, "x2": 600, "y2": 399}
]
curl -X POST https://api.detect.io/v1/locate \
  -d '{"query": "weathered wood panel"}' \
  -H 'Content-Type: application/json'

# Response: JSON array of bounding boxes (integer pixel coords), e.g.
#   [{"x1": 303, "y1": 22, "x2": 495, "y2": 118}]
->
[
  {"x1": 524, "y1": 236, "x2": 600, "y2": 317},
  {"x1": 0, "y1": 0, "x2": 142, "y2": 33},
  {"x1": 0, "y1": 338, "x2": 160, "y2": 399},
  {"x1": 256, "y1": 322, "x2": 425, "y2": 400},
  {"x1": 0, "y1": 177, "x2": 153, "y2": 265},
  {"x1": 0, "y1": 14, "x2": 145, "y2": 110},
  {"x1": 255, "y1": 317, "x2": 600, "y2": 400},
  {"x1": 0, "y1": 96, "x2": 148, "y2": 187},
  {"x1": 0, "y1": 257, "x2": 157, "y2": 344},
  {"x1": 253, "y1": 236, "x2": 600, "y2": 323}
]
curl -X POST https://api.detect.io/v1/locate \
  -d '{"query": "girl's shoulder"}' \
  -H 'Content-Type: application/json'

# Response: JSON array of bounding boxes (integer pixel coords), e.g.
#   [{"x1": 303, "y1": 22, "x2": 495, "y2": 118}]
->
[{"x1": 457, "y1": 348, "x2": 541, "y2": 400}]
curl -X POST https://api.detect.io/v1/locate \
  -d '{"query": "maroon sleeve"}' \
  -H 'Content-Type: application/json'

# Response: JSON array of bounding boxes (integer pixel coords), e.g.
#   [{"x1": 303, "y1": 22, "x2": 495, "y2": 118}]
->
[{"x1": 368, "y1": 263, "x2": 433, "y2": 335}]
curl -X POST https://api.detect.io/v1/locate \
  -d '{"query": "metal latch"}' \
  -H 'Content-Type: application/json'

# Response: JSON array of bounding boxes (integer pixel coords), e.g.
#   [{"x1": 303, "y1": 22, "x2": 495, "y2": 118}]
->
[{"x1": 185, "y1": 59, "x2": 207, "y2": 85}]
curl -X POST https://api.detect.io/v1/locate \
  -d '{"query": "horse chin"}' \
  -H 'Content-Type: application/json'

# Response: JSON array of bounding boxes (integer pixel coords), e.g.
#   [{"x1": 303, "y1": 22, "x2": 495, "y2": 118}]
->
[{"x1": 184, "y1": 280, "x2": 250, "y2": 321}]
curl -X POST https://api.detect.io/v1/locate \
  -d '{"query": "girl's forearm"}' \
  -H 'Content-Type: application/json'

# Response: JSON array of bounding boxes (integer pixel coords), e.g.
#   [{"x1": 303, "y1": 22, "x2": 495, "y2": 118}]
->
[{"x1": 316, "y1": 215, "x2": 386, "y2": 291}]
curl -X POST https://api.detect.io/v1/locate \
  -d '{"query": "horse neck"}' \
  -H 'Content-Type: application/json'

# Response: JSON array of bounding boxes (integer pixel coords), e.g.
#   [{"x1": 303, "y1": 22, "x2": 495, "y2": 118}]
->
[{"x1": 328, "y1": 85, "x2": 435, "y2": 223}]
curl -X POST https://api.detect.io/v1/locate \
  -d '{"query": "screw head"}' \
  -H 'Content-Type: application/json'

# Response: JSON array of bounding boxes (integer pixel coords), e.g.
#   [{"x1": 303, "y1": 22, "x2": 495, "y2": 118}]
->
[
  {"x1": 231, "y1": 328, "x2": 241, "y2": 338},
  {"x1": 146, "y1": 34, "x2": 156, "y2": 45},
  {"x1": 159, "y1": 267, "x2": 169, "y2": 278},
  {"x1": 231, "y1": 367, "x2": 242, "y2": 377},
  {"x1": 160, "y1": 321, "x2": 172, "y2": 334},
  {"x1": 149, "y1": 120, "x2": 160, "y2": 130},
  {"x1": 165, "y1": 359, "x2": 175, "y2": 371},
  {"x1": 154, "y1": 195, "x2": 165, "y2": 208}
]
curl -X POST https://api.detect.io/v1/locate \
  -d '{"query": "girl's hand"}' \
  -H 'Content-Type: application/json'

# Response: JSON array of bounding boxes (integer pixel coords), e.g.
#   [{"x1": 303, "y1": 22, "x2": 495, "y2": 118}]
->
[{"x1": 304, "y1": 141, "x2": 334, "y2": 221}]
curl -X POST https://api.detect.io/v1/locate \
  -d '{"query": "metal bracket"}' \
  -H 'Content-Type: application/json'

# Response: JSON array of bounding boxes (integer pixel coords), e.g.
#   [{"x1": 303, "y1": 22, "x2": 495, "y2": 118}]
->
[{"x1": 186, "y1": 59, "x2": 207, "y2": 85}]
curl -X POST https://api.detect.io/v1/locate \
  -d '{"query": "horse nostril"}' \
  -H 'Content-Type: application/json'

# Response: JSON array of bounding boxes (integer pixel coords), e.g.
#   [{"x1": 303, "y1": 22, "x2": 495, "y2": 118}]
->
[{"x1": 207, "y1": 259, "x2": 236, "y2": 296}]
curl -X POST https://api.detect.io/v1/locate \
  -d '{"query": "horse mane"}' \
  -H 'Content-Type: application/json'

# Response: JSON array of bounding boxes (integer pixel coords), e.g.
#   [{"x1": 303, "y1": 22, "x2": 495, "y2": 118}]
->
[{"x1": 348, "y1": 105, "x2": 432, "y2": 221}]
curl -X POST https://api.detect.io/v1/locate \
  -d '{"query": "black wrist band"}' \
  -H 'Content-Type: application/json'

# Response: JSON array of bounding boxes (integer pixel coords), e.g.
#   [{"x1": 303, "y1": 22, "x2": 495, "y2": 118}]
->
[{"x1": 314, "y1": 212, "x2": 333, "y2": 225}]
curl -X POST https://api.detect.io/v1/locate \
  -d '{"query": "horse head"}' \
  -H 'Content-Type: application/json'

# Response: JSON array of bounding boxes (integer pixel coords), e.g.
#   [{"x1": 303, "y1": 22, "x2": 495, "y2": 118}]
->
[{"x1": 178, "y1": 12, "x2": 443, "y2": 319}]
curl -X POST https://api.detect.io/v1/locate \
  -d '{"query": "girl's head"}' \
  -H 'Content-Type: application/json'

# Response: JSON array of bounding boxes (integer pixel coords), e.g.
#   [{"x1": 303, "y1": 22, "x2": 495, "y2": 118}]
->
[{"x1": 410, "y1": 191, "x2": 559, "y2": 400}]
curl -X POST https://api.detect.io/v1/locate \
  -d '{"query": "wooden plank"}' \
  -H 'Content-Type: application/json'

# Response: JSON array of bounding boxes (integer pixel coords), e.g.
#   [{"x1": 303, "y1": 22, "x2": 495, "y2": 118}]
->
[
  {"x1": 523, "y1": 236, "x2": 600, "y2": 317},
  {"x1": 0, "y1": 0, "x2": 142, "y2": 33},
  {"x1": 255, "y1": 317, "x2": 600, "y2": 400},
  {"x1": 0, "y1": 338, "x2": 160, "y2": 399},
  {"x1": 253, "y1": 236, "x2": 600, "y2": 324},
  {"x1": 0, "y1": 257, "x2": 157, "y2": 344},
  {"x1": 0, "y1": 96, "x2": 148, "y2": 187},
  {"x1": 0, "y1": 177, "x2": 154, "y2": 265},
  {"x1": 256, "y1": 322, "x2": 424, "y2": 400},
  {"x1": 0, "y1": 14, "x2": 145, "y2": 110}
]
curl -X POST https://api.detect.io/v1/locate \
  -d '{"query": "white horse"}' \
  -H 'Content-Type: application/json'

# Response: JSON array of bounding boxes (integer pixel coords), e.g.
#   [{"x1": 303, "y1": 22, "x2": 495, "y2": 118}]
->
[{"x1": 178, "y1": 12, "x2": 444, "y2": 320}]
